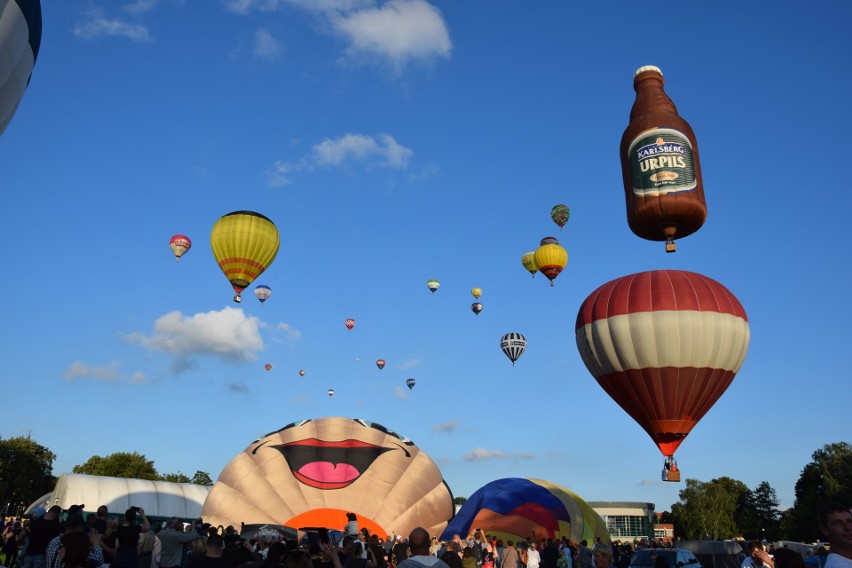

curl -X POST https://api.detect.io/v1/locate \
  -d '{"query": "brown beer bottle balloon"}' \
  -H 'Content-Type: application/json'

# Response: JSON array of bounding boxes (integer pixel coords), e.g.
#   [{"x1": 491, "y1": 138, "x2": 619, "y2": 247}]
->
[{"x1": 620, "y1": 66, "x2": 706, "y2": 252}]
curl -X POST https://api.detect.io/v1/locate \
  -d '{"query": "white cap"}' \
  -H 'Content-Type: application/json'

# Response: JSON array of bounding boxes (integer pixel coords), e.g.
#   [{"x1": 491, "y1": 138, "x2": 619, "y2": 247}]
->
[{"x1": 635, "y1": 65, "x2": 663, "y2": 77}]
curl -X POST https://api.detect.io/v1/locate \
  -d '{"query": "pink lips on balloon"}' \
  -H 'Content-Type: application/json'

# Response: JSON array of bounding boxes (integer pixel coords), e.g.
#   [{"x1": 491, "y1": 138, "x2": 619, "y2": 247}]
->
[
  {"x1": 297, "y1": 462, "x2": 360, "y2": 484},
  {"x1": 279, "y1": 438, "x2": 393, "y2": 490}
]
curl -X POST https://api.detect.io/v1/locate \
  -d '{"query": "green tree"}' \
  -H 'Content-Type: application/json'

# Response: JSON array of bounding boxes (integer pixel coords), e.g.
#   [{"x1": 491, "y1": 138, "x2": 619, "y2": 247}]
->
[
  {"x1": 453, "y1": 496, "x2": 467, "y2": 505},
  {"x1": 161, "y1": 472, "x2": 191, "y2": 483},
  {"x1": 190, "y1": 471, "x2": 213, "y2": 486},
  {"x1": 675, "y1": 478, "x2": 740, "y2": 539},
  {"x1": 73, "y1": 452, "x2": 159, "y2": 480},
  {"x1": 782, "y1": 442, "x2": 852, "y2": 542},
  {"x1": 0, "y1": 436, "x2": 57, "y2": 511}
]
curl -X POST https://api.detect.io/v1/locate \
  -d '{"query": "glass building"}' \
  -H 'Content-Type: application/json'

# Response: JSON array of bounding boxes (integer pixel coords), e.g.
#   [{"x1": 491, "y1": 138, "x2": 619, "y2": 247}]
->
[{"x1": 587, "y1": 501, "x2": 656, "y2": 543}]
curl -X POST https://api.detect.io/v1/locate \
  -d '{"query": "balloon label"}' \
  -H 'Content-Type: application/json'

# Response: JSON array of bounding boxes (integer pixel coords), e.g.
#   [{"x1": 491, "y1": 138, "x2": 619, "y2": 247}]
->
[{"x1": 628, "y1": 128, "x2": 696, "y2": 196}]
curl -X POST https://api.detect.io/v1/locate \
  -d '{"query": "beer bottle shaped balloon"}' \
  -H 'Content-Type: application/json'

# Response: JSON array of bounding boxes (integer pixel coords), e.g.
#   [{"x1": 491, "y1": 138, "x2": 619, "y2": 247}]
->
[{"x1": 620, "y1": 66, "x2": 706, "y2": 252}]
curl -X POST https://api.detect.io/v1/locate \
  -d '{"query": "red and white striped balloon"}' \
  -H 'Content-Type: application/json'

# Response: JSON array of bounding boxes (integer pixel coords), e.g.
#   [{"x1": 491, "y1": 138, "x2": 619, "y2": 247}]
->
[{"x1": 575, "y1": 270, "x2": 749, "y2": 457}]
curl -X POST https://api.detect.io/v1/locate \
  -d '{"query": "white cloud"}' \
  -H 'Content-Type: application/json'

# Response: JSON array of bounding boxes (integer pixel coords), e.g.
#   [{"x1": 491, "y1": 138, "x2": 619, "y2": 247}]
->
[
  {"x1": 463, "y1": 447, "x2": 536, "y2": 462},
  {"x1": 393, "y1": 385, "x2": 408, "y2": 399},
  {"x1": 290, "y1": 394, "x2": 310, "y2": 403},
  {"x1": 73, "y1": 11, "x2": 151, "y2": 42},
  {"x1": 267, "y1": 133, "x2": 413, "y2": 187},
  {"x1": 227, "y1": 382, "x2": 250, "y2": 393},
  {"x1": 254, "y1": 29, "x2": 283, "y2": 59},
  {"x1": 433, "y1": 420, "x2": 458, "y2": 433},
  {"x1": 64, "y1": 362, "x2": 149, "y2": 383},
  {"x1": 126, "y1": 307, "x2": 265, "y2": 362},
  {"x1": 332, "y1": 0, "x2": 451, "y2": 70},
  {"x1": 123, "y1": 0, "x2": 162, "y2": 15},
  {"x1": 223, "y1": 0, "x2": 450, "y2": 72},
  {"x1": 276, "y1": 322, "x2": 302, "y2": 340},
  {"x1": 396, "y1": 358, "x2": 421, "y2": 370}
]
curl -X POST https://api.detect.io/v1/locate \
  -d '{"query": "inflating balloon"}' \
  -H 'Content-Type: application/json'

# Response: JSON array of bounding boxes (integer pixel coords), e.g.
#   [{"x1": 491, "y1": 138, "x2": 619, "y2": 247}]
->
[
  {"x1": 471, "y1": 302, "x2": 483, "y2": 316},
  {"x1": 521, "y1": 252, "x2": 538, "y2": 278},
  {"x1": 534, "y1": 238, "x2": 568, "y2": 287},
  {"x1": 201, "y1": 417, "x2": 454, "y2": 539},
  {"x1": 210, "y1": 211, "x2": 280, "y2": 303},
  {"x1": 471, "y1": 287, "x2": 482, "y2": 299},
  {"x1": 426, "y1": 279, "x2": 440, "y2": 293},
  {"x1": 500, "y1": 333, "x2": 526, "y2": 366},
  {"x1": 440, "y1": 478, "x2": 609, "y2": 545},
  {"x1": 255, "y1": 285, "x2": 272, "y2": 304},
  {"x1": 265, "y1": 363, "x2": 272, "y2": 372},
  {"x1": 550, "y1": 204, "x2": 570, "y2": 231},
  {"x1": 0, "y1": 0, "x2": 41, "y2": 136},
  {"x1": 406, "y1": 378, "x2": 415, "y2": 390},
  {"x1": 575, "y1": 270, "x2": 749, "y2": 480},
  {"x1": 169, "y1": 235, "x2": 191, "y2": 262},
  {"x1": 375, "y1": 359, "x2": 386, "y2": 371}
]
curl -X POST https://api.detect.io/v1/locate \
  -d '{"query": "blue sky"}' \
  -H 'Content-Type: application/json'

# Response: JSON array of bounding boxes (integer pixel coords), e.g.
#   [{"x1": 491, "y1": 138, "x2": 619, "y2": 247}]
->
[{"x1": 2, "y1": 0, "x2": 850, "y2": 514}]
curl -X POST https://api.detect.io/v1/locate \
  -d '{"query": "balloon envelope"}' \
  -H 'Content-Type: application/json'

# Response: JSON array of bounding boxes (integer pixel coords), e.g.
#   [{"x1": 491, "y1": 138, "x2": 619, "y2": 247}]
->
[
  {"x1": 201, "y1": 417, "x2": 454, "y2": 539},
  {"x1": 255, "y1": 285, "x2": 272, "y2": 304},
  {"x1": 550, "y1": 204, "x2": 570, "y2": 230},
  {"x1": 471, "y1": 287, "x2": 482, "y2": 299},
  {"x1": 521, "y1": 252, "x2": 538, "y2": 277},
  {"x1": 210, "y1": 211, "x2": 280, "y2": 300},
  {"x1": 345, "y1": 319, "x2": 355, "y2": 331},
  {"x1": 426, "y1": 279, "x2": 440, "y2": 293},
  {"x1": 169, "y1": 234, "x2": 191, "y2": 261},
  {"x1": 299, "y1": 370, "x2": 306, "y2": 377},
  {"x1": 264, "y1": 363, "x2": 272, "y2": 372},
  {"x1": 406, "y1": 378, "x2": 415, "y2": 390},
  {"x1": 534, "y1": 243, "x2": 568, "y2": 285},
  {"x1": 327, "y1": 389, "x2": 334, "y2": 397},
  {"x1": 376, "y1": 359, "x2": 386, "y2": 371},
  {"x1": 471, "y1": 302, "x2": 483, "y2": 315},
  {"x1": 440, "y1": 478, "x2": 609, "y2": 546},
  {"x1": 500, "y1": 333, "x2": 526, "y2": 366},
  {"x1": 575, "y1": 270, "x2": 749, "y2": 457},
  {"x1": 0, "y1": 0, "x2": 41, "y2": 136}
]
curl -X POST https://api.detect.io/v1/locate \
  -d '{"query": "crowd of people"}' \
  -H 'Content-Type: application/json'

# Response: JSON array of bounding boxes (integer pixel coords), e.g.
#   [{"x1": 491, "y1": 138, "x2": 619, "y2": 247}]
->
[{"x1": 1, "y1": 503, "x2": 849, "y2": 568}]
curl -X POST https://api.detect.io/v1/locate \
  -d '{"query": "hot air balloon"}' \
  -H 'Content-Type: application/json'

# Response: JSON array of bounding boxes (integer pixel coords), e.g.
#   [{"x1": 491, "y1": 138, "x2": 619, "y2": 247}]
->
[
  {"x1": 471, "y1": 302, "x2": 483, "y2": 316},
  {"x1": 426, "y1": 279, "x2": 440, "y2": 293},
  {"x1": 440, "y1": 478, "x2": 609, "y2": 545},
  {"x1": 265, "y1": 363, "x2": 272, "y2": 372},
  {"x1": 550, "y1": 204, "x2": 570, "y2": 230},
  {"x1": 327, "y1": 389, "x2": 334, "y2": 397},
  {"x1": 299, "y1": 370, "x2": 306, "y2": 377},
  {"x1": 255, "y1": 285, "x2": 272, "y2": 304},
  {"x1": 376, "y1": 359, "x2": 386, "y2": 371},
  {"x1": 345, "y1": 319, "x2": 355, "y2": 331},
  {"x1": 210, "y1": 211, "x2": 280, "y2": 303},
  {"x1": 471, "y1": 287, "x2": 482, "y2": 299},
  {"x1": 200, "y1": 417, "x2": 455, "y2": 539},
  {"x1": 521, "y1": 252, "x2": 538, "y2": 278},
  {"x1": 0, "y1": 0, "x2": 41, "y2": 137},
  {"x1": 500, "y1": 333, "x2": 526, "y2": 366},
  {"x1": 534, "y1": 238, "x2": 568, "y2": 287},
  {"x1": 169, "y1": 234, "x2": 191, "y2": 261},
  {"x1": 575, "y1": 270, "x2": 749, "y2": 480},
  {"x1": 406, "y1": 378, "x2": 415, "y2": 390}
]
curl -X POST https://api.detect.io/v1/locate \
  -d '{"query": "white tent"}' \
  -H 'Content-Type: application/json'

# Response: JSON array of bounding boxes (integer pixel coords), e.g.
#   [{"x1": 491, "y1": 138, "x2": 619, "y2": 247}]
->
[{"x1": 30, "y1": 473, "x2": 213, "y2": 520}]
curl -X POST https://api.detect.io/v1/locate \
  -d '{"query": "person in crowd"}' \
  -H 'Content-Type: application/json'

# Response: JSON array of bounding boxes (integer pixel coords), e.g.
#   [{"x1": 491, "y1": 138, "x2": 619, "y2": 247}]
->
[
  {"x1": 396, "y1": 529, "x2": 449, "y2": 568},
  {"x1": 222, "y1": 539, "x2": 256, "y2": 567},
  {"x1": 525, "y1": 545, "x2": 540, "y2": 568},
  {"x1": 101, "y1": 517, "x2": 120, "y2": 565},
  {"x1": 540, "y1": 540, "x2": 558, "y2": 568},
  {"x1": 3, "y1": 519, "x2": 24, "y2": 568},
  {"x1": 741, "y1": 542, "x2": 774, "y2": 568},
  {"x1": 500, "y1": 543, "x2": 518, "y2": 568},
  {"x1": 46, "y1": 514, "x2": 102, "y2": 568},
  {"x1": 110, "y1": 508, "x2": 150, "y2": 568},
  {"x1": 590, "y1": 543, "x2": 612, "y2": 568},
  {"x1": 137, "y1": 526, "x2": 159, "y2": 568},
  {"x1": 157, "y1": 517, "x2": 198, "y2": 568},
  {"x1": 806, "y1": 547, "x2": 831, "y2": 568},
  {"x1": 19, "y1": 506, "x2": 61, "y2": 568},
  {"x1": 344, "y1": 516, "x2": 359, "y2": 539},
  {"x1": 92, "y1": 507, "x2": 109, "y2": 536},
  {"x1": 284, "y1": 549, "x2": 313, "y2": 568},
  {"x1": 57, "y1": 532, "x2": 93, "y2": 568},
  {"x1": 577, "y1": 543, "x2": 591, "y2": 568},
  {"x1": 393, "y1": 537, "x2": 409, "y2": 566},
  {"x1": 186, "y1": 535, "x2": 233, "y2": 568},
  {"x1": 773, "y1": 549, "x2": 804, "y2": 568},
  {"x1": 818, "y1": 502, "x2": 852, "y2": 568},
  {"x1": 462, "y1": 549, "x2": 477, "y2": 568}
]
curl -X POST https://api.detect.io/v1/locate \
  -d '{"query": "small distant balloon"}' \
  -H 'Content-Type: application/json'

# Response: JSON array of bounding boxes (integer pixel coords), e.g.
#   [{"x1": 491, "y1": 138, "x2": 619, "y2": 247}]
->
[
  {"x1": 254, "y1": 285, "x2": 272, "y2": 304},
  {"x1": 551, "y1": 204, "x2": 571, "y2": 230},
  {"x1": 169, "y1": 234, "x2": 191, "y2": 261},
  {"x1": 264, "y1": 363, "x2": 272, "y2": 372},
  {"x1": 540, "y1": 236, "x2": 559, "y2": 246},
  {"x1": 406, "y1": 378, "x2": 416, "y2": 390},
  {"x1": 471, "y1": 287, "x2": 482, "y2": 299},
  {"x1": 376, "y1": 359, "x2": 386, "y2": 371},
  {"x1": 521, "y1": 252, "x2": 538, "y2": 278},
  {"x1": 471, "y1": 302, "x2": 483, "y2": 316},
  {"x1": 299, "y1": 369, "x2": 306, "y2": 377},
  {"x1": 427, "y1": 279, "x2": 440, "y2": 293},
  {"x1": 355, "y1": 358, "x2": 360, "y2": 364},
  {"x1": 327, "y1": 388, "x2": 334, "y2": 397},
  {"x1": 345, "y1": 318, "x2": 355, "y2": 331},
  {"x1": 500, "y1": 333, "x2": 527, "y2": 366}
]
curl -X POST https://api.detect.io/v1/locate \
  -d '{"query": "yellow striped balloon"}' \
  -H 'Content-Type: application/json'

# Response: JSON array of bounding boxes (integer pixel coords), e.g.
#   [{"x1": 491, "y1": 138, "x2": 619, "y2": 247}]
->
[
  {"x1": 534, "y1": 241, "x2": 567, "y2": 286},
  {"x1": 210, "y1": 211, "x2": 280, "y2": 302}
]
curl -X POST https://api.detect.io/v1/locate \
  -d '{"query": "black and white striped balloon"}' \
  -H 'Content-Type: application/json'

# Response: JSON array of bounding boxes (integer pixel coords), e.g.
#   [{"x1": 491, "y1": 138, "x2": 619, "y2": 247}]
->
[{"x1": 500, "y1": 332, "x2": 526, "y2": 366}]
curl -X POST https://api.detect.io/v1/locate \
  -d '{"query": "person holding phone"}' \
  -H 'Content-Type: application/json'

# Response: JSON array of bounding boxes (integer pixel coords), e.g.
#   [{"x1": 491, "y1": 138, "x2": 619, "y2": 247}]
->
[{"x1": 111, "y1": 508, "x2": 149, "y2": 568}]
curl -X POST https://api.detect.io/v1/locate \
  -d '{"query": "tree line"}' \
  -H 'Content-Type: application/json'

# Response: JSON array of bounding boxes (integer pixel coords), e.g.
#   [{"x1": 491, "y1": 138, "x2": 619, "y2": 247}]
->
[{"x1": 1, "y1": 434, "x2": 849, "y2": 544}]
